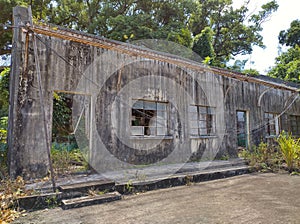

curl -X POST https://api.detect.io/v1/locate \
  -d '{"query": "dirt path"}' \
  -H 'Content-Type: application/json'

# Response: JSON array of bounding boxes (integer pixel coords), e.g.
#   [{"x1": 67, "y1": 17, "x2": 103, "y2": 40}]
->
[{"x1": 14, "y1": 173, "x2": 300, "y2": 224}]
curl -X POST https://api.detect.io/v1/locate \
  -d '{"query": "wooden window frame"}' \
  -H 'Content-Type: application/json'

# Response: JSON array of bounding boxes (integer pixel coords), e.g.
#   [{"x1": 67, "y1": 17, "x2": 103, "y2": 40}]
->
[
  {"x1": 189, "y1": 105, "x2": 216, "y2": 137},
  {"x1": 131, "y1": 99, "x2": 168, "y2": 136}
]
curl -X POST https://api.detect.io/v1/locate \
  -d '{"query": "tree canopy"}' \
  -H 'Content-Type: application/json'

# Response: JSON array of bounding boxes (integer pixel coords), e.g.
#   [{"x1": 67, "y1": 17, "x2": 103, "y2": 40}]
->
[
  {"x1": 279, "y1": 19, "x2": 300, "y2": 48},
  {"x1": 268, "y1": 45, "x2": 300, "y2": 83},
  {"x1": 189, "y1": 0, "x2": 278, "y2": 66},
  {"x1": 268, "y1": 19, "x2": 300, "y2": 83},
  {"x1": 0, "y1": 0, "x2": 278, "y2": 69}
]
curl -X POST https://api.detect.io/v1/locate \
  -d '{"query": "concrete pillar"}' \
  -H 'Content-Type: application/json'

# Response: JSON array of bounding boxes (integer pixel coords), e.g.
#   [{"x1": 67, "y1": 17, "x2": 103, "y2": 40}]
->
[{"x1": 8, "y1": 6, "x2": 49, "y2": 179}]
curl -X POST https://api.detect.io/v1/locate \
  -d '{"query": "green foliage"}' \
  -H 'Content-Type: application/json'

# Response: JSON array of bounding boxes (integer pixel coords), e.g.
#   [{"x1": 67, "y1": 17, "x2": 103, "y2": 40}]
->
[
  {"x1": 51, "y1": 144, "x2": 88, "y2": 176},
  {"x1": 0, "y1": 69, "x2": 9, "y2": 178},
  {"x1": 0, "y1": 117, "x2": 8, "y2": 179},
  {"x1": 277, "y1": 131, "x2": 300, "y2": 172},
  {"x1": 229, "y1": 59, "x2": 260, "y2": 75},
  {"x1": 104, "y1": 0, "x2": 194, "y2": 46},
  {"x1": 0, "y1": 0, "x2": 16, "y2": 55},
  {"x1": 268, "y1": 19, "x2": 300, "y2": 83},
  {"x1": 230, "y1": 59, "x2": 248, "y2": 72},
  {"x1": 124, "y1": 180, "x2": 134, "y2": 194},
  {"x1": 1, "y1": 0, "x2": 278, "y2": 69},
  {"x1": 0, "y1": 68, "x2": 10, "y2": 118},
  {"x1": 279, "y1": 19, "x2": 300, "y2": 47},
  {"x1": 240, "y1": 134, "x2": 300, "y2": 173},
  {"x1": 239, "y1": 142, "x2": 282, "y2": 172},
  {"x1": 0, "y1": 0, "x2": 53, "y2": 54},
  {"x1": 268, "y1": 45, "x2": 300, "y2": 83},
  {"x1": 52, "y1": 93, "x2": 73, "y2": 141},
  {"x1": 190, "y1": 0, "x2": 278, "y2": 64},
  {"x1": 242, "y1": 68, "x2": 260, "y2": 76},
  {"x1": 167, "y1": 28, "x2": 193, "y2": 48},
  {"x1": 192, "y1": 27, "x2": 215, "y2": 62},
  {"x1": 0, "y1": 116, "x2": 8, "y2": 143},
  {"x1": 44, "y1": 194, "x2": 59, "y2": 209}
]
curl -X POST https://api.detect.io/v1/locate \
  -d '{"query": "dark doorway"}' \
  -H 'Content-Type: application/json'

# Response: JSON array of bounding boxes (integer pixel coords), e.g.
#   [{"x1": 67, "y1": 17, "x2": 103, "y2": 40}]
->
[{"x1": 236, "y1": 110, "x2": 248, "y2": 148}]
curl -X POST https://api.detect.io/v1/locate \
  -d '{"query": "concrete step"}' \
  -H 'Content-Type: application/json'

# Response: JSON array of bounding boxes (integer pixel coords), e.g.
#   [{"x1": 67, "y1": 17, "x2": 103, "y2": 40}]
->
[
  {"x1": 61, "y1": 191, "x2": 122, "y2": 210},
  {"x1": 58, "y1": 179, "x2": 115, "y2": 199},
  {"x1": 116, "y1": 165, "x2": 250, "y2": 194},
  {"x1": 176, "y1": 158, "x2": 247, "y2": 174},
  {"x1": 20, "y1": 163, "x2": 249, "y2": 211}
]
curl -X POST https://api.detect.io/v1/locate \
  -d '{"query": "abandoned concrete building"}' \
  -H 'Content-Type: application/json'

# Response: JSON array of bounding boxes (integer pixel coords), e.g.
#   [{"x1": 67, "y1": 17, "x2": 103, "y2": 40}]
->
[{"x1": 8, "y1": 7, "x2": 300, "y2": 179}]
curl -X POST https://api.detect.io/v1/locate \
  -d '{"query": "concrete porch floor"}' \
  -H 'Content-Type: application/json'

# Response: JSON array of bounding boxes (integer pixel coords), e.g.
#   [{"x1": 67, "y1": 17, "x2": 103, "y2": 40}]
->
[
  {"x1": 26, "y1": 158, "x2": 247, "y2": 192},
  {"x1": 15, "y1": 173, "x2": 300, "y2": 224}
]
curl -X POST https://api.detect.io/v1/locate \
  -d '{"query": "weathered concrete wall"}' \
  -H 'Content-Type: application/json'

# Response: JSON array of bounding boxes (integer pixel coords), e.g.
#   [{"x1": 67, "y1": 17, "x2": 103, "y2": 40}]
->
[{"x1": 8, "y1": 7, "x2": 300, "y2": 179}]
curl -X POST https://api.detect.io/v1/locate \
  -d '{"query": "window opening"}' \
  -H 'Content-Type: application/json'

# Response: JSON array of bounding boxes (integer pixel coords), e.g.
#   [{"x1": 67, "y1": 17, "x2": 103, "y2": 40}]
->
[
  {"x1": 236, "y1": 110, "x2": 248, "y2": 147},
  {"x1": 189, "y1": 105, "x2": 216, "y2": 136},
  {"x1": 264, "y1": 112, "x2": 280, "y2": 136},
  {"x1": 290, "y1": 115, "x2": 300, "y2": 137},
  {"x1": 131, "y1": 100, "x2": 168, "y2": 136}
]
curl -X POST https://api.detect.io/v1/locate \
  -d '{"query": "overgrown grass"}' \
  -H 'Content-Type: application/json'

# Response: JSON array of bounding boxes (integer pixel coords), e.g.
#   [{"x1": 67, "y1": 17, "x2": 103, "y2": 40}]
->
[
  {"x1": 0, "y1": 143, "x2": 89, "y2": 223},
  {"x1": 51, "y1": 144, "x2": 89, "y2": 176},
  {"x1": 239, "y1": 142, "x2": 283, "y2": 172},
  {"x1": 240, "y1": 132, "x2": 300, "y2": 173}
]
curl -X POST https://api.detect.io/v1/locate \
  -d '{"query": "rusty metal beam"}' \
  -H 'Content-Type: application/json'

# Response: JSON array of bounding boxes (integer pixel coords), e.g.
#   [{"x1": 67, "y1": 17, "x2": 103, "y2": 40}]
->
[{"x1": 28, "y1": 24, "x2": 299, "y2": 93}]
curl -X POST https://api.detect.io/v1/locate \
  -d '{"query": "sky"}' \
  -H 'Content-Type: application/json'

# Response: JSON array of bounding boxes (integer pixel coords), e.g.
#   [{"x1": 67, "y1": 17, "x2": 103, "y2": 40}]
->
[{"x1": 232, "y1": 0, "x2": 300, "y2": 75}]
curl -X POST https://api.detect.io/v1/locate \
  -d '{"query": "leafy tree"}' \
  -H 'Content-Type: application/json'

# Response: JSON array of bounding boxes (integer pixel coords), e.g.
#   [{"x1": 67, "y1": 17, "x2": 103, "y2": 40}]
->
[
  {"x1": 0, "y1": 0, "x2": 196, "y2": 49},
  {"x1": 0, "y1": 0, "x2": 17, "y2": 55},
  {"x1": 279, "y1": 19, "x2": 300, "y2": 48},
  {"x1": 0, "y1": 0, "x2": 53, "y2": 55},
  {"x1": 192, "y1": 27, "x2": 215, "y2": 62},
  {"x1": 268, "y1": 45, "x2": 300, "y2": 83},
  {"x1": 190, "y1": 0, "x2": 279, "y2": 65},
  {"x1": 241, "y1": 68, "x2": 260, "y2": 76},
  {"x1": 103, "y1": 0, "x2": 194, "y2": 46},
  {"x1": 229, "y1": 59, "x2": 248, "y2": 72},
  {"x1": 268, "y1": 19, "x2": 300, "y2": 83},
  {"x1": 1, "y1": 0, "x2": 279, "y2": 68}
]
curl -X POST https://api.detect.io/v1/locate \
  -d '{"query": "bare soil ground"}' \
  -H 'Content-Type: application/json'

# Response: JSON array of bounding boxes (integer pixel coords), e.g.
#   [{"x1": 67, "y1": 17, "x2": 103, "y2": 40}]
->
[{"x1": 14, "y1": 173, "x2": 300, "y2": 224}]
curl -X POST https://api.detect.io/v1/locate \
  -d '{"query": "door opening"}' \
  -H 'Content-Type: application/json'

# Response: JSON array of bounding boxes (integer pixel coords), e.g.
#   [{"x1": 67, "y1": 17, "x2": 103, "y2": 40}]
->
[
  {"x1": 51, "y1": 91, "x2": 91, "y2": 175},
  {"x1": 236, "y1": 110, "x2": 249, "y2": 148}
]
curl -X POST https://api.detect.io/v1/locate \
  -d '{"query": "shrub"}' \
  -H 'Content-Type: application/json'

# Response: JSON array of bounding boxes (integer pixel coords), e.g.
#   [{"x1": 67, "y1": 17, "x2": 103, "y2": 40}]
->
[
  {"x1": 277, "y1": 131, "x2": 300, "y2": 172},
  {"x1": 239, "y1": 142, "x2": 283, "y2": 172},
  {"x1": 0, "y1": 117, "x2": 8, "y2": 179},
  {"x1": 51, "y1": 144, "x2": 88, "y2": 176}
]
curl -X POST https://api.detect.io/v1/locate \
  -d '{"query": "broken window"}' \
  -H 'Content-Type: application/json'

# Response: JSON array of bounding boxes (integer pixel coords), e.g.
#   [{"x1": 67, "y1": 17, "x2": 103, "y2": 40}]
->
[
  {"x1": 189, "y1": 105, "x2": 216, "y2": 136},
  {"x1": 264, "y1": 112, "x2": 280, "y2": 136},
  {"x1": 290, "y1": 115, "x2": 300, "y2": 137},
  {"x1": 131, "y1": 100, "x2": 168, "y2": 136}
]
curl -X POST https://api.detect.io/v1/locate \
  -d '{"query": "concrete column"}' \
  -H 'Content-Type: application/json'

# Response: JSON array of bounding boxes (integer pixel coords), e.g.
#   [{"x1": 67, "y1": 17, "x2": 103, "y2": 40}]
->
[{"x1": 8, "y1": 6, "x2": 49, "y2": 179}]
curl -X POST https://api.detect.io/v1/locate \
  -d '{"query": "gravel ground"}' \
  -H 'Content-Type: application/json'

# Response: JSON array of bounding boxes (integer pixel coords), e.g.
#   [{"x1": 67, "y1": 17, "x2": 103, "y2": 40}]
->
[{"x1": 14, "y1": 173, "x2": 300, "y2": 224}]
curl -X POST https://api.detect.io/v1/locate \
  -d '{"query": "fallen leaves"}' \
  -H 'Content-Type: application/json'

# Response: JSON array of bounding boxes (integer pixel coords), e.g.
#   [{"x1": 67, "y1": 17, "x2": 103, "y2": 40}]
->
[{"x1": 0, "y1": 176, "x2": 27, "y2": 223}]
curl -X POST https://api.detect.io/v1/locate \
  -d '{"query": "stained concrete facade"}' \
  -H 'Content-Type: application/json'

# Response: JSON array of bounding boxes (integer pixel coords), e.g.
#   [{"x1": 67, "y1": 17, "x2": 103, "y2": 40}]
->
[{"x1": 8, "y1": 7, "x2": 300, "y2": 179}]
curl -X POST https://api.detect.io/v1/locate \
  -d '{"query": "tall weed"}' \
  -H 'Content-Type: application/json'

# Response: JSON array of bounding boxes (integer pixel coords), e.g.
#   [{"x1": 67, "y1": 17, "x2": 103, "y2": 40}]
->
[
  {"x1": 51, "y1": 144, "x2": 88, "y2": 176},
  {"x1": 277, "y1": 131, "x2": 300, "y2": 172},
  {"x1": 239, "y1": 142, "x2": 283, "y2": 172}
]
